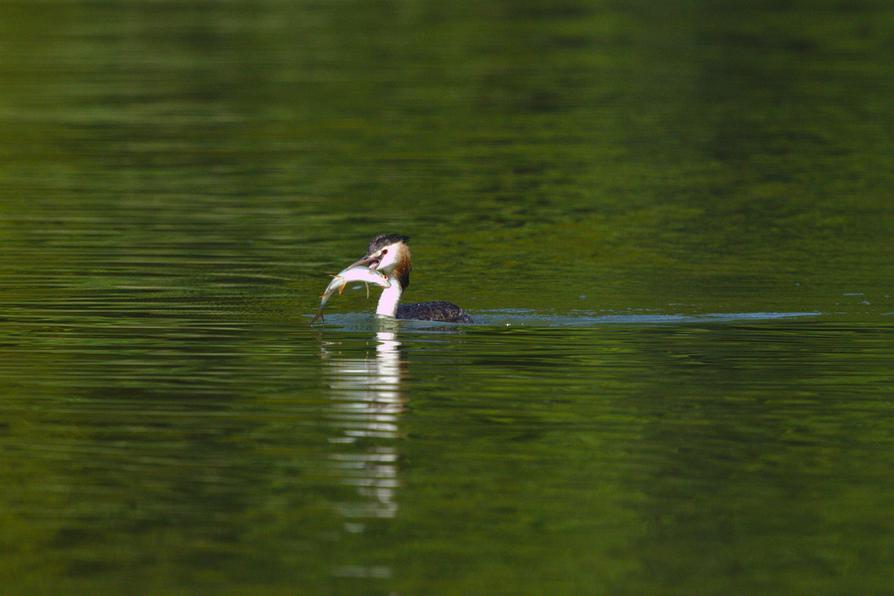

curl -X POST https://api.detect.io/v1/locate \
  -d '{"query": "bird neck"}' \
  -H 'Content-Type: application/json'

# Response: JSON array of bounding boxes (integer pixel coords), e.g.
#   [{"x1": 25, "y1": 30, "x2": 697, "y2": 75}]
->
[{"x1": 376, "y1": 276, "x2": 403, "y2": 318}]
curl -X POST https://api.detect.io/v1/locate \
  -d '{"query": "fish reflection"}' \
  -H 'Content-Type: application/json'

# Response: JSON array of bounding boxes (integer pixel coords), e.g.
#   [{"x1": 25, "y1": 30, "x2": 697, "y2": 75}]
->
[{"x1": 322, "y1": 323, "x2": 404, "y2": 526}]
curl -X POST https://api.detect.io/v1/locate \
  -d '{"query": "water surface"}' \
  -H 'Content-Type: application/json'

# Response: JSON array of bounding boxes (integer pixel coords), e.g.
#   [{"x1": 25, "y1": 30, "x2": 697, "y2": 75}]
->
[{"x1": 1, "y1": 0, "x2": 893, "y2": 593}]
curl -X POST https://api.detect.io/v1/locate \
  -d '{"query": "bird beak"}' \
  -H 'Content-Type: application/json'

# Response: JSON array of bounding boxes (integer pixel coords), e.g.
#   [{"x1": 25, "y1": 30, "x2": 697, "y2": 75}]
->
[{"x1": 349, "y1": 254, "x2": 380, "y2": 270}]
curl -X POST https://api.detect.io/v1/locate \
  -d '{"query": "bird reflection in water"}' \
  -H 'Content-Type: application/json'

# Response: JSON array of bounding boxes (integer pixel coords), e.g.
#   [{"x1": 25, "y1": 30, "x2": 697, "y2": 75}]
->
[{"x1": 321, "y1": 322, "x2": 405, "y2": 530}]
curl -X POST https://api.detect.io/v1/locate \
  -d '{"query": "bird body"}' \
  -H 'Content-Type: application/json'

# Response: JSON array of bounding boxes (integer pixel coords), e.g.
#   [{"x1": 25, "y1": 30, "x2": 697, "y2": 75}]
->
[
  {"x1": 397, "y1": 300, "x2": 472, "y2": 323},
  {"x1": 315, "y1": 234, "x2": 472, "y2": 324}
]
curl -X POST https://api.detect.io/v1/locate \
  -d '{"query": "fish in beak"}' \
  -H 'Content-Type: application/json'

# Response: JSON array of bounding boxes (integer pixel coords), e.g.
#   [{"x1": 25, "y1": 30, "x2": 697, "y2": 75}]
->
[{"x1": 311, "y1": 264, "x2": 390, "y2": 324}]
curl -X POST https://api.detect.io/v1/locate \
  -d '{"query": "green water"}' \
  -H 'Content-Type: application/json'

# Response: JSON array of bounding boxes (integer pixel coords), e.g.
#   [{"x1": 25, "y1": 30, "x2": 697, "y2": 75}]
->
[{"x1": 2, "y1": 0, "x2": 893, "y2": 593}]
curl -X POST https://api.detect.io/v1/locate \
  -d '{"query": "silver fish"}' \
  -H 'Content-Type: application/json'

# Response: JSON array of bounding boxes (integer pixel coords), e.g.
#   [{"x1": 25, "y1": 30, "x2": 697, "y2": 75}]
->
[{"x1": 311, "y1": 266, "x2": 390, "y2": 323}]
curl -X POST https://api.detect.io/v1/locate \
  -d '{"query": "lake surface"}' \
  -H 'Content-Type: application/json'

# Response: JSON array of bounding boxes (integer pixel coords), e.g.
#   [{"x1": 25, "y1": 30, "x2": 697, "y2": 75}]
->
[{"x1": 1, "y1": 0, "x2": 893, "y2": 593}]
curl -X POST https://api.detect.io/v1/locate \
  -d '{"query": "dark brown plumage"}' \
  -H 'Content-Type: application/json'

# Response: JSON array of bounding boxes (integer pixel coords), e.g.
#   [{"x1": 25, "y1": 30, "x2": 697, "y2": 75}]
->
[
  {"x1": 397, "y1": 301, "x2": 472, "y2": 323},
  {"x1": 367, "y1": 233, "x2": 409, "y2": 256}
]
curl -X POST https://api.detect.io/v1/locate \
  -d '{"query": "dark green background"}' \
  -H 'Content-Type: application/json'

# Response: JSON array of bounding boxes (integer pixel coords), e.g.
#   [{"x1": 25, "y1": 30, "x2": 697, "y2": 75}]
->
[{"x1": 1, "y1": 0, "x2": 892, "y2": 593}]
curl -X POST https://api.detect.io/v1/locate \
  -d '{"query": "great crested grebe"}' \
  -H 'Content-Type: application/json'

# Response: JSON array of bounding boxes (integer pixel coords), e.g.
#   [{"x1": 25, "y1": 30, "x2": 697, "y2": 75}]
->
[{"x1": 350, "y1": 234, "x2": 472, "y2": 323}]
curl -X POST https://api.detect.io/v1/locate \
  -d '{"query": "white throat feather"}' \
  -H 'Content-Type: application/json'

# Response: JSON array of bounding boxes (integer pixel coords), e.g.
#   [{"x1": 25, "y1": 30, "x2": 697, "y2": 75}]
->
[{"x1": 376, "y1": 276, "x2": 403, "y2": 318}]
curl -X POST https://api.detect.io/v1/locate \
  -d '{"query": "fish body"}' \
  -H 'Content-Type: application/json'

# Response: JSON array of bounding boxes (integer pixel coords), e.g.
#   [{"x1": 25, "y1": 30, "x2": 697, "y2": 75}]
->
[{"x1": 311, "y1": 266, "x2": 390, "y2": 323}]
